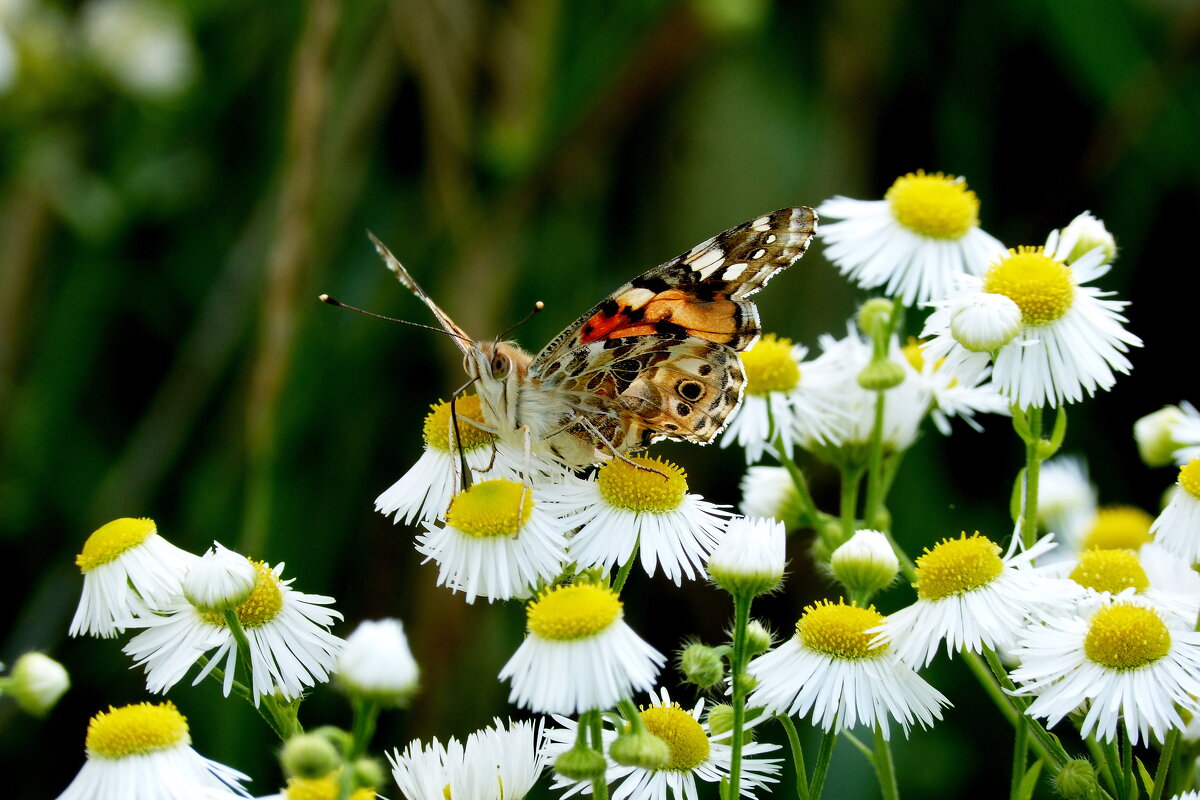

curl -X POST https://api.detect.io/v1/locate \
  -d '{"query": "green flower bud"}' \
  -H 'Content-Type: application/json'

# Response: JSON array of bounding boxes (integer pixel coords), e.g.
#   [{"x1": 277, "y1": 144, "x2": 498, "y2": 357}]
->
[
  {"x1": 281, "y1": 732, "x2": 342, "y2": 779},
  {"x1": 1061, "y1": 212, "x2": 1116, "y2": 265},
  {"x1": 1053, "y1": 758, "x2": 1099, "y2": 800},
  {"x1": 857, "y1": 298, "x2": 895, "y2": 339},
  {"x1": 705, "y1": 704, "x2": 736, "y2": 738},
  {"x1": 609, "y1": 728, "x2": 669, "y2": 769},
  {"x1": 745, "y1": 621, "x2": 773, "y2": 656},
  {"x1": 7, "y1": 652, "x2": 70, "y2": 716},
  {"x1": 351, "y1": 757, "x2": 386, "y2": 790},
  {"x1": 554, "y1": 745, "x2": 607, "y2": 781},
  {"x1": 831, "y1": 529, "x2": 900, "y2": 597},
  {"x1": 1134, "y1": 405, "x2": 1190, "y2": 468},
  {"x1": 857, "y1": 359, "x2": 905, "y2": 391},
  {"x1": 679, "y1": 642, "x2": 725, "y2": 689}
]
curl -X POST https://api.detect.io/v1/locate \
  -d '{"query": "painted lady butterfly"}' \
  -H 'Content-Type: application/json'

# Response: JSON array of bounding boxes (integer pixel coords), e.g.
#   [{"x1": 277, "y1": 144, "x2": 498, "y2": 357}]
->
[{"x1": 370, "y1": 207, "x2": 817, "y2": 469}]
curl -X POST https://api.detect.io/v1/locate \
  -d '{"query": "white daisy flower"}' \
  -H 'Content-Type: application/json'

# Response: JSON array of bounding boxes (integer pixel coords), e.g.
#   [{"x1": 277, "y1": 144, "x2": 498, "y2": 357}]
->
[
  {"x1": 336, "y1": 618, "x2": 419, "y2": 707},
  {"x1": 123, "y1": 556, "x2": 343, "y2": 704},
  {"x1": 70, "y1": 517, "x2": 198, "y2": 639},
  {"x1": 817, "y1": 170, "x2": 1005, "y2": 306},
  {"x1": 389, "y1": 717, "x2": 546, "y2": 800},
  {"x1": 875, "y1": 531, "x2": 1080, "y2": 667},
  {"x1": 922, "y1": 226, "x2": 1143, "y2": 409},
  {"x1": 720, "y1": 334, "x2": 849, "y2": 463},
  {"x1": 545, "y1": 686, "x2": 781, "y2": 800},
  {"x1": 1036, "y1": 455, "x2": 1097, "y2": 542},
  {"x1": 376, "y1": 395, "x2": 530, "y2": 526},
  {"x1": 1134, "y1": 401, "x2": 1200, "y2": 467},
  {"x1": 1041, "y1": 543, "x2": 1200, "y2": 625},
  {"x1": 414, "y1": 479, "x2": 569, "y2": 604},
  {"x1": 899, "y1": 336, "x2": 1008, "y2": 435},
  {"x1": 549, "y1": 456, "x2": 729, "y2": 585},
  {"x1": 1151, "y1": 457, "x2": 1200, "y2": 563},
  {"x1": 1009, "y1": 598, "x2": 1200, "y2": 745},
  {"x1": 499, "y1": 582, "x2": 664, "y2": 714},
  {"x1": 738, "y1": 466, "x2": 803, "y2": 523},
  {"x1": 53, "y1": 701, "x2": 250, "y2": 800},
  {"x1": 707, "y1": 516, "x2": 786, "y2": 598},
  {"x1": 749, "y1": 599, "x2": 949, "y2": 740}
]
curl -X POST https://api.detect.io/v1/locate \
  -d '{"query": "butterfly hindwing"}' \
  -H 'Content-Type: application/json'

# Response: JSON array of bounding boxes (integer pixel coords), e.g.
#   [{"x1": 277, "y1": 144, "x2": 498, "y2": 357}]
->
[{"x1": 530, "y1": 206, "x2": 816, "y2": 377}]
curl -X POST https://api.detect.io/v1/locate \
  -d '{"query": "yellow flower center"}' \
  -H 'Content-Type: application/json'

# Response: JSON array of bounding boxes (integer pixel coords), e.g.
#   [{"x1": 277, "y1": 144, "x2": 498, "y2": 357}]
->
[
  {"x1": 1179, "y1": 457, "x2": 1200, "y2": 499},
  {"x1": 982, "y1": 247, "x2": 1075, "y2": 325},
  {"x1": 445, "y1": 480, "x2": 533, "y2": 537},
  {"x1": 1069, "y1": 549, "x2": 1150, "y2": 594},
  {"x1": 201, "y1": 560, "x2": 282, "y2": 628},
  {"x1": 527, "y1": 583, "x2": 622, "y2": 640},
  {"x1": 1080, "y1": 506, "x2": 1154, "y2": 551},
  {"x1": 797, "y1": 600, "x2": 887, "y2": 659},
  {"x1": 422, "y1": 395, "x2": 494, "y2": 452},
  {"x1": 282, "y1": 774, "x2": 376, "y2": 800},
  {"x1": 75, "y1": 518, "x2": 157, "y2": 572},
  {"x1": 86, "y1": 701, "x2": 189, "y2": 759},
  {"x1": 741, "y1": 334, "x2": 800, "y2": 395},
  {"x1": 885, "y1": 170, "x2": 980, "y2": 239},
  {"x1": 596, "y1": 456, "x2": 687, "y2": 513},
  {"x1": 914, "y1": 532, "x2": 1004, "y2": 601},
  {"x1": 1083, "y1": 602, "x2": 1171, "y2": 670},
  {"x1": 640, "y1": 703, "x2": 710, "y2": 771}
]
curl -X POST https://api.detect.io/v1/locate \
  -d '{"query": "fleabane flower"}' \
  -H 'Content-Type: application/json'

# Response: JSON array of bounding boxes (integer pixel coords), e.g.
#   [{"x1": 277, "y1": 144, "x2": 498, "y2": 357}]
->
[
  {"x1": 388, "y1": 718, "x2": 546, "y2": 800},
  {"x1": 720, "y1": 334, "x2": 849, "y2": 463},
  {"x1": 123, "y1": 556, "x2": 343, "y2": 704},
  {"x1": 707, "y1": 516, "x2": 786, "y2": 598},
  {"x1": 1044, "y1": 544, "x2": 1200, "y2": 625},
  {"x1": 545, "y1": 686, "x2": 781, "y2": 800},
  {"x1": 1009, "y1": 598, "x2": 1200, "y2": 745},
  {"x1": 1036, "y1": 455, "x2": 1097, "y2": 542},
  {"x1": 817, "y1": 170, "x2": 1005, "y2": 306},
  {"x1": 876, "y1": 532, "x2": 1079, "y2": 667},
  {"x1": 336, "y1": 618, "x2": 419, "y2": 707},
  {"x1": 922, "y1": 227, "x2": 1142, "y2": 409},
  {"x1": 748, "y1": 600, "x2": 949, "y2": 740},
  {"x1": 70, "y1": 517, "x2": 197, "y2": 638},
  {"x1": 414, "y1": 479, "x2": 569, "y2": 603},
  {"x1": 899, "y1": 336, "x2": 1008, "y2": 435},
  {"x1": 549, "y1": 456, "x2": 729, "y2": 585},
  {"x1": 1151, "y1": 457, "x2": 1200, "y2": 563},
  {"x1": 183, "y1": 541, "x2": 258, "y2": 614},
  {"x1": 1135, "y1": 402, "x2": 1200, "y2": 467},
  {"x1": 54, "y1": 701, "x2": 250, "y2": 800},
  {"x1": 499, "y1": 582, "x2": 664, "y2": 714}
]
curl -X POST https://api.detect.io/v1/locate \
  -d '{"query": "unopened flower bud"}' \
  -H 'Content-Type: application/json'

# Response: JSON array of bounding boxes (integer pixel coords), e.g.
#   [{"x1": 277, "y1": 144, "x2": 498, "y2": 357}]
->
[
  {"x1": 745, "y1": 620, "x2": 773, "y2": 656},
  {"x1": 857, "y1": 360, "x2": 905, "y2": 391},
  {"x1": 183, "y1": 542, "x2": 256, "y2": 614},
  {"x1": 1061, "y1": 212, "x2": 1116, "y2": 265},
  {"x1": 857, "y1": 298, "x2": 895, "y2": 340},
  {"x1": 351, "y1": 757, "x2": 386, "y2": 790},
  {"x1": 8, "y1": 652, "x2": 70, "y2": 715},
  {"x1": 336, "y1": 619, "x2": 420, "y2": 707},
  {"x1": 679, "y1": 642, "x2": 725, "y2": 689},
  {"x1": 1053, "y1": 758, "x2": 1099, "y2": 800},
  {"x1": 949, "y1": 292, "x2": 1021, "y2": 352},
  {"x1": 1134, "y1": 405, "x2": 1189, "y2": 468},
  {"x1": 831, "y1": 529, "x2": 900, "y2": 597},
  {"x1": 609, "y1": 727, "x2": 669, "y2": 769},
  {"x1": 708, "y1": 517, "x2": 785, "y2": 598},
  {"x1": 554, "y1": 745, "x2": 607, "y2": 781},
  {"x1": 281, "y1": 732, "x2": 342, "y2": 779},
  {"x1": 705, "y1": 703, "x2": 736, "y2": 737}
]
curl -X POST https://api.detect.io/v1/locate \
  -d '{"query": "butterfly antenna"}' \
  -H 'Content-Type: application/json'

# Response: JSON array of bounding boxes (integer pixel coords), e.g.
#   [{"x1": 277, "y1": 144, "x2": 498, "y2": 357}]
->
[
  {"x1": 449, "y1": 378, "x2": 479, "y2": 492},
  {"x1": 317, "y1": 295, "x2": 474, "y2": 344},
  {"x1": 495, "y1": 300, "x2": 545, "y2": 342}
]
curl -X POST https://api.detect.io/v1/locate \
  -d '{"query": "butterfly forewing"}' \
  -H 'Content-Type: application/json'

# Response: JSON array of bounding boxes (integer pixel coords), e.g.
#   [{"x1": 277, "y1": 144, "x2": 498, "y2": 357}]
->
[{"x1": 530, "y1": 206, "x2": 816, "y2": 377}]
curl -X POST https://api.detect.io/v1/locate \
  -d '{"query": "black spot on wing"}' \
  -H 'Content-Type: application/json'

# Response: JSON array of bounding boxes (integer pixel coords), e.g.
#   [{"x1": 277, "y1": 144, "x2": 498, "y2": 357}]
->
[{"x1": 632, "y1": 275, "x2": 671, "y2": 293}]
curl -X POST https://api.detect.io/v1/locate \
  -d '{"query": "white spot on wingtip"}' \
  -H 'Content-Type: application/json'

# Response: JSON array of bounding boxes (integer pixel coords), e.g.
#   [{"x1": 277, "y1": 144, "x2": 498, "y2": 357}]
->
[
  {"x1": 765, "y1": 234, "x2": 777, "y2": 244},
  {"x1": 722, "y1": 263, "x2": 749, "y2": 281}
]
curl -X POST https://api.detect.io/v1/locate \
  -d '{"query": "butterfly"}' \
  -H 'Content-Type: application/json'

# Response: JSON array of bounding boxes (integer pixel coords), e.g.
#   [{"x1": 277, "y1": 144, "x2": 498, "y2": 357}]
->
[{"x1": 370, "y1": 207, "x2": 817, "y2": 470}]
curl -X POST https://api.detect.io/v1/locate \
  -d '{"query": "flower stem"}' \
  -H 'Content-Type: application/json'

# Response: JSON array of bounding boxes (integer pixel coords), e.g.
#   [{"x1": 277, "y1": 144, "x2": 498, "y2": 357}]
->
[
  {"x1": 807, "y1": 728, "x2": 838, "y2": 800},
  {"x1": 775, "y1": 436, "x2": 819, "y2": 525},
  {"x1": 223, "y1": 610, "x2": 301, "y2": 739},
  {"x1": 863, "y1": 390, "x2": 888, "y2": 528},
  {"x1": 775, "y1": 715, "x2": 809, "y2": 800},
  {"x1": 612, "y1": 538, "x2": 638, "y2": 595},
  {"x1": 586, "y1": 710, "x2": 609, "y2": 800},
  {"x1": 727, "y1": 591, "x2": 754, "y2": 800},
  {"x1": 872, "y1": 727, "x2": 899, "y2": 800},
  {"x1": 838, "y1": 466, "x2": 864, "y2": 541},
  {"x1": 1010, "y1": 714, "x2": 1028, "y2": 800},
  {"x1": 982, "y1": 648, "x2": 1070, "y2": 770},
  {"x1": 1149, "y1": 727, "x2": 1180, "y2": 800},
  {"x1": 1019, "y1": 405, "x2": 1043, "y2": 549}
]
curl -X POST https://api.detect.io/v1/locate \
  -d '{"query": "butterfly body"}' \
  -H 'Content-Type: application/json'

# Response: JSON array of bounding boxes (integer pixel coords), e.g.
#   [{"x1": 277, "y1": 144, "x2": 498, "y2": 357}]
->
[{"x1": 372, "y1": 207, "x2": 817, "y2": 469}]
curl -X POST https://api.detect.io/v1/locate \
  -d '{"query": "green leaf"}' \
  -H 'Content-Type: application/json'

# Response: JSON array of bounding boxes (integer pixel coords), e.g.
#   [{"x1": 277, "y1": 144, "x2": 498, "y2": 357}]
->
[{"x1": 1016, "y1": 759, "x2": 1043, "y2": 800}]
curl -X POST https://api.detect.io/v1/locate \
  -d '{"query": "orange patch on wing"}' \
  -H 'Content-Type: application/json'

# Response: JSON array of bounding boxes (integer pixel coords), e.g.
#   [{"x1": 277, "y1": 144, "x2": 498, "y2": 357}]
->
[{"x1": 579, "y1": 291, "x2": 739, "y2": 345}]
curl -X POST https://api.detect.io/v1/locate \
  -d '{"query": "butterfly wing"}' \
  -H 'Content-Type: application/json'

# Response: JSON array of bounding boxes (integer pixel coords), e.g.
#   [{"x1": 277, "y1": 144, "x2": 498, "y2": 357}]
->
[
  {"x1": 530, "y1": 206, "x2": 816, "y2": 376},
  {"x1": 530, "y1": 207, "x2": 816, "y2": 458}
]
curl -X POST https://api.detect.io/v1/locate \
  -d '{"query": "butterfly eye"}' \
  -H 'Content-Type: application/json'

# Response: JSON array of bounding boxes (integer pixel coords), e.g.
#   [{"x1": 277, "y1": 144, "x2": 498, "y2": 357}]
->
[{"x1": 491, "y1": 353, "x2": 510, "y2": 378}]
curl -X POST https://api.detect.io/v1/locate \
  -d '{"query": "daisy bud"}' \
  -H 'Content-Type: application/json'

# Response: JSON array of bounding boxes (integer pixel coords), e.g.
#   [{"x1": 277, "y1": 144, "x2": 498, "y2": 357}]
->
[
  {"x1": 609, "y1": 727, "x2": 670, "y2": 769},
  {"x1": 1134, "y1": 405, "x2": 1189, "y2": 468},
  {"x1": 351, "y1": 757, "x2": 386, "y2": 790},
  {"x1": 857, "y1": 359, "x2": 905, "y2": 391},
  {"x1": 708, "y1": 517, "x2": 786, "y2": 598},
  {"x1": 281, "y1": 732, "x2": 342, "y2": 779},
  {"x1": 857, "y1": 298, "x2": 895, "y2": 340},
  {"x1": 7, "y1": 652, "x2": 70, "y2": 715},
  {"x1": 1061, "y1": 211, "x2": 1116, "y2": 265},
  {"x1": 554, "y1": 744, "x2": 607, "y2": 781},
  {"x1": 311, "y1": 725, "x2": 353, "y2": 755},
  {"x1": 705, "y1": 703, "x2": 735, "y2": 737},
  {"x1": 745, "y1": 620, "x2": 774, "y2": 656},
  {"x1": 831, "y1": 529, "x2": 899, "y2": 597},
  {"x1": 335, "y1": 619, "x2": 420, "y2": 707},
  {"x1": 948, "y1": 292, "x2": 1021, "y2": 352},
  {"x1": 679, "y1": 642, "x2": 725, "y2": 689},
  {"x1": 182, "y1": 542, "x2": 257, "y2": 614},
  {"x1": 1053, "y1": 758, "x2": 1099, "y2": 800}
]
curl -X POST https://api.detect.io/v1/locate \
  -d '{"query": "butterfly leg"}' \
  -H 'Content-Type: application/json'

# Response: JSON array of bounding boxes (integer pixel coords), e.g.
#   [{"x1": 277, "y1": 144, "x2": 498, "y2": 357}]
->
[{"x1": 575, "y1": 416, "x2": 668, "y2": 480}]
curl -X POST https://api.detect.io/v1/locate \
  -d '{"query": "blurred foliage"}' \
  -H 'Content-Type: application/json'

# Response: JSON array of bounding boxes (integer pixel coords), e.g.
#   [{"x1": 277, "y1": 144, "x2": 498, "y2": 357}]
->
[{"x1": 2, "y1": 0, "x2": 1197, "y2": 797}]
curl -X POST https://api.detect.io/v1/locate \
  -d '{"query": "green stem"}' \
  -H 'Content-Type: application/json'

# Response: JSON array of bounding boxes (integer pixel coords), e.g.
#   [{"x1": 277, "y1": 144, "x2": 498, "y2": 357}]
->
[
  {"x1": 1020, "y1": 406, "x2": 1044, "y2": 549},
  {"x1": 1103, "y1": 737, "x2": 1124, "y2": 800},
  {"x1": 863, "y1": 390, "x2": 888, "y2": 528},
  {"x1": 838, "y1": 466, "x2": 864, "y2": 541},
  {"x1": 872, "y1": 727, "x2": 899, "y2": 800},
  {"x1": 808, "y1": 728, "x2": 838, "y2": 800},
  {"x1": 775, "y1": 437, "x2": 819, "y2": 525},
  {"x1": 982, "y1": 648, "x2": 1070, "y2": 770},
  {"x1": 1149, "y1": 728, "x2": 1179, "y2": 800},
  {"x1": 223, "y1": 611, "x2": 301, "y2": 739},
  {"x1": 338, "y1": 697, "x2": 380, "y2": 800},
  {"x1": 586, "y1": 710, "x2": 609, "y2": 800},
  {"x1": 1010, "y1": 716, "x2": 1029, "y2": 800},
  {"x1": 1121, "y1": 729, "x2": 1133, "y2": 800},
  {"x1": 775, "y1": 715, "x2": 809, "y2": 800},
  {"x1": 727, "y1": 591, "x2": 754, "y2": 800}
]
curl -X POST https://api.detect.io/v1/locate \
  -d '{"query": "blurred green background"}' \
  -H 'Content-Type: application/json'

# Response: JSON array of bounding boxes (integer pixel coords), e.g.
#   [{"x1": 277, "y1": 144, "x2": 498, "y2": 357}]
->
[{"x1": 2, "y1": 0, "x2": 1197, "y2": 796}]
